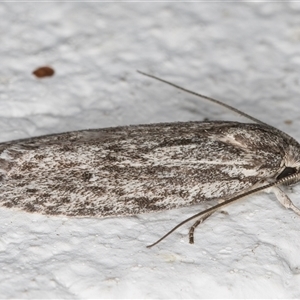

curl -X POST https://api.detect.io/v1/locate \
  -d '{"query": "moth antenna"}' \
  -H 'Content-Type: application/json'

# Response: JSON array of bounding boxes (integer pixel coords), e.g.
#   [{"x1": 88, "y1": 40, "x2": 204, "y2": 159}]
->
[
  {"x1": 137, "y1": 70, "x2": 267, "y2": 126},
  {"x1": 138, "y1": 70, "x2": 300, "y2": 155},
  {"x1": 146, "y1": 172, "x2": 300, "y2": 248}
]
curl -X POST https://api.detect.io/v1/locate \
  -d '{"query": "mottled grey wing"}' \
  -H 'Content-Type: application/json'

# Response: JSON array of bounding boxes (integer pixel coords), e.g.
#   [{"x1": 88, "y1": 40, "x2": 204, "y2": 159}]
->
[{"x1": 0, "y1": 121, "x2": 285, "y2": 217}]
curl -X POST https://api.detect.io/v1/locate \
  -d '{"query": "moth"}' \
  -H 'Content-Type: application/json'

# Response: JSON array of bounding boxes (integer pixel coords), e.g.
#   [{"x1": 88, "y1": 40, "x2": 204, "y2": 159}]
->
[{"x1": 1, "y1": 71, "x2": 300, "y2": 248}]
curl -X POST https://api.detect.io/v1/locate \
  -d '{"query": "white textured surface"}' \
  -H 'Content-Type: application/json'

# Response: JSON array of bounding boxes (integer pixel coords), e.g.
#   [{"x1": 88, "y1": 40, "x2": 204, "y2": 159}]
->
[{"x1": 1, "y1": 2, "x2": 300, "y2": 299}]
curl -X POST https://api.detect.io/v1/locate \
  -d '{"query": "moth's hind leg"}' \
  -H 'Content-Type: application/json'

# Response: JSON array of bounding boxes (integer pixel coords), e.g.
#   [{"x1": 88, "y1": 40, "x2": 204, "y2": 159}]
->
[
  {"x1": 271, "y1": 186, "x2": 300, "y2": 216},
  {"x1": 189, "y1": 212, "x2": 213, "y2": 244}
]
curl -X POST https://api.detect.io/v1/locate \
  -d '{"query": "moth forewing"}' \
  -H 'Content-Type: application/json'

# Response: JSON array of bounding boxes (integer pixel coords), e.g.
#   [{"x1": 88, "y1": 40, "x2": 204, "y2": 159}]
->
[{"x1": 1, "y1": 72, "x2": 300, "y2": 247}]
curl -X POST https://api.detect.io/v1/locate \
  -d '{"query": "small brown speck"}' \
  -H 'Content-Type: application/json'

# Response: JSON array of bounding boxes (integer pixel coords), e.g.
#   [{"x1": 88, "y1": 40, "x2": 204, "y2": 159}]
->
[
  {"x1": 32, "y1": 66, "x2": 55, "y2": 78},
  {"x1": 284, "y1": 120, "x2": 293, "y2": 125}
]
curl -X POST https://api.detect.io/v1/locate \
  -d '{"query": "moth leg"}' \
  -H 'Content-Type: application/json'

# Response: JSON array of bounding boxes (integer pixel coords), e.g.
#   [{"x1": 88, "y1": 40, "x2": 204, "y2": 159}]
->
[
  {"x1": 189, "y1": 212, "x2": 213, "y2": 244},
  {"x1": 271, "y1": 186, "x2": 300, "y2": 216}
]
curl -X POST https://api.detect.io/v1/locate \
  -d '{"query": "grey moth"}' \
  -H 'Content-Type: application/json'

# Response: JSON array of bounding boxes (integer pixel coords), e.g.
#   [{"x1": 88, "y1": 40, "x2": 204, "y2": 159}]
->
[{"x1": 1, "y1": 71, "x2": 300, "y2": 247}]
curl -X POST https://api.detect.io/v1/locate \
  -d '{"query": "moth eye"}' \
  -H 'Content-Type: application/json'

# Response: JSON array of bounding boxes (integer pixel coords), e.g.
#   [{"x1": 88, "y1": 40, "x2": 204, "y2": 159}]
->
[{"x1": 276, "y1": 167, "x2": 297, "y2": 180}]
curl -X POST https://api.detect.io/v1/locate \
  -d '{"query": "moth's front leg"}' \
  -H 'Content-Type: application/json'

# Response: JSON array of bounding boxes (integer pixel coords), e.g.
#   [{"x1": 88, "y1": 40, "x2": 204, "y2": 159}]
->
[
  {"x1": 189, "y1": 212, "x2": 213, "y2": 244},
  {"x1": 270, "y1": 186, "x2": 300, "y2": 216}
]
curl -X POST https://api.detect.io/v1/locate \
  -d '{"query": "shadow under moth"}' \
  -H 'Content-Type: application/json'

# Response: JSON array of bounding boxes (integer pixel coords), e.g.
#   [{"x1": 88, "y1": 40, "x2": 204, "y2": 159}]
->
[{"x1": 1, "y1": 71, "x2": 300, "y2": 247}]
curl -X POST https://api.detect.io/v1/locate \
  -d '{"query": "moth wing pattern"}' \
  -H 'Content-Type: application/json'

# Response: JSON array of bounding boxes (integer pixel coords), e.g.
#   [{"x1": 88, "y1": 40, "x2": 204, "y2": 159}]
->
[{"x1": 0, "y1": 121, "x2": 295, "y2": 218}]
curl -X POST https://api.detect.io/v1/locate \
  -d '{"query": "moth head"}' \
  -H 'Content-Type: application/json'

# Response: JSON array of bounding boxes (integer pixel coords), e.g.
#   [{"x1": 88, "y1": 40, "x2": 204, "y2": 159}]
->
[
  {"x1": 277, "y1": 144, "x2": 300, "y2": 185},
  {"x1": 277, "y1": 167, "x2": 297, "y2": 180},
  {"x1": 277, "y1": 167, "x2": 300, "y2": 185}
]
